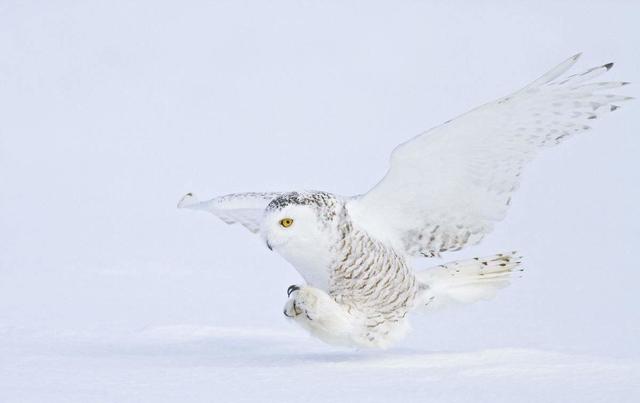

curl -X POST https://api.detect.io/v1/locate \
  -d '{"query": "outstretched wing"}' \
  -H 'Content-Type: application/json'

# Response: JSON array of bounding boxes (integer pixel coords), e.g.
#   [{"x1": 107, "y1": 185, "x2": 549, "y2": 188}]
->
[
  {"x1": 178, "y1": 192, "x2": 281, "y2": 233},
  {"x1": 348, "y1": 54, "x2": 632, "y2": 257}
]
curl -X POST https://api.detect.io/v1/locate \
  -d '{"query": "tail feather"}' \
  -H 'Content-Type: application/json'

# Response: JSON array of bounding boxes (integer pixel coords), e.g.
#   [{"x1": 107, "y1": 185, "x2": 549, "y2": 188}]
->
[{"x1": 414, "y1": 252, "x2": 523, "y2": 312}]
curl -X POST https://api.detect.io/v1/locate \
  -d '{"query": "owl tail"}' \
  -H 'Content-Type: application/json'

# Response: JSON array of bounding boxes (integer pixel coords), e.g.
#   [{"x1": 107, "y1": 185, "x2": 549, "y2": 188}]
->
[{"x1": 413, "y1": 252, "x2": 523, "y2": 312}]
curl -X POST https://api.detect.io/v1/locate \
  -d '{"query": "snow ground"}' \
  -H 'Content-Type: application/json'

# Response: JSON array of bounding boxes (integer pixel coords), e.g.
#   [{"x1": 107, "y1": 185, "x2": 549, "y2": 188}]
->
[
  {"x1": 1, "y1": 1, "x2": 639, "y2": 402},
  {"x1": 2, "y1": 324, "x2": 639, "y2": 403}
]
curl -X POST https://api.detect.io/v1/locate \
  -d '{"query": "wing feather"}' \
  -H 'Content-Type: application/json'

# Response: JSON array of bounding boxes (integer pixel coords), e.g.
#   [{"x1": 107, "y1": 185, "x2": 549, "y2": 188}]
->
[
  {"x1": 348, "y1": 54, "x2": 631, "y2": 256},
  {"x1": 178, "y1": 192, "x2": 281, "y2": 233}
]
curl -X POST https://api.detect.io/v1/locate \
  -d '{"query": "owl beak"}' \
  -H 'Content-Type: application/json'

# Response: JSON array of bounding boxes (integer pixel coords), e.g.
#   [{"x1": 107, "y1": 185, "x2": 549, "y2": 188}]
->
[{"x1": 266, "y1": 240, "x2": 273, "y2": 251}]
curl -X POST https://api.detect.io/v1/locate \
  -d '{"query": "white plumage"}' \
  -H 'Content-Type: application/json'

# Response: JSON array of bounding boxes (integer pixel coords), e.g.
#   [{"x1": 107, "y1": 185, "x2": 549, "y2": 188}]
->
[{"x1": 179, "y1": 54, "x2": 630, "y2": 348}]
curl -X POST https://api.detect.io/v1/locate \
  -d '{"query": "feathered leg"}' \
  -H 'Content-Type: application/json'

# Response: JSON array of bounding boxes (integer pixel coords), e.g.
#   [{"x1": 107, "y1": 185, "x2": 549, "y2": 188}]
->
[{"x1": 283, "y1": 285, "x2": 365, "y2": 347}]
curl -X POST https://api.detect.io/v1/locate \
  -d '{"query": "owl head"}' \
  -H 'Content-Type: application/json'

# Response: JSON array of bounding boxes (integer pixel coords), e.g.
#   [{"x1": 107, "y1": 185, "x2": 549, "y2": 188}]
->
[{"x1": 261, "y1": 191, "x2": 344, "y2": 286}]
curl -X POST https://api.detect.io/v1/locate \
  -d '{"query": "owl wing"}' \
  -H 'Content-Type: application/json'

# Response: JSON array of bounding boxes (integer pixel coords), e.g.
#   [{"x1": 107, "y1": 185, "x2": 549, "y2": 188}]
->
[
  {"x1": 348, "y1": 54, "x2": 632, "y2": 257},
  {"x1": 178, "y1": 192, "x2": 281, "y2": 233}
]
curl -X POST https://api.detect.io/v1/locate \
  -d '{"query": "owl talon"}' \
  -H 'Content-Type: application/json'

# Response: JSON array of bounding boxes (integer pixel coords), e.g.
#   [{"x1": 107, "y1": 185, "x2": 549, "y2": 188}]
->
[{"x1": 287, "y1": 284, "x2": 300, "y2": 297}]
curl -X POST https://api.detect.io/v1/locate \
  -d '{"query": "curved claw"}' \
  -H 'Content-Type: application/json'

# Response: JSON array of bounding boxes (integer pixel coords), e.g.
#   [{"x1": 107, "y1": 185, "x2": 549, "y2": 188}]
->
[{"x1": 287, "y1": 285, "x2": 300, "y2": 297}]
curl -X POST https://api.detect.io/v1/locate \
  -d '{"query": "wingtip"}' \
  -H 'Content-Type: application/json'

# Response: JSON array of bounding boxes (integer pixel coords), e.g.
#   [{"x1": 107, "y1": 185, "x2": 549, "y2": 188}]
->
[
  {"x1": 178, "y1": 192, "x2": 198, "y2": 208},
  {"x1": 603, "y1": 62, "x2": 614, "y2": 71},
  {"x1": 572, "y1": 52, "x2": 583, "y2": 61}
]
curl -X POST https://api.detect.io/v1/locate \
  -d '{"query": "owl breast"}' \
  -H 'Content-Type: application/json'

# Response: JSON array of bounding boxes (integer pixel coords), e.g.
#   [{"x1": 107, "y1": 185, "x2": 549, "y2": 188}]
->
[{"x1": 328, "y1": 223, "x2": 419, "y2": 331}]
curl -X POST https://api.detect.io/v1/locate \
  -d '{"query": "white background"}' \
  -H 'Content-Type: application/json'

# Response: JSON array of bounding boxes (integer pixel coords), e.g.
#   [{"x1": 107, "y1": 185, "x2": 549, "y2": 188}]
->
[{"x1": 1, "y1": 1, "x2": 638, "y2": 402}]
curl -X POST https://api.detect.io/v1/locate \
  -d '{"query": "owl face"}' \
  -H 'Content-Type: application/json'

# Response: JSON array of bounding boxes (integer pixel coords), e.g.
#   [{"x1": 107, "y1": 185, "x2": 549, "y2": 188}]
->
[
  {"x1": 261, "y1": 193, "x2": 340, "y2": 288},
  {"x1": 262, "y1": 204, "x2": 328, "y2": 252}
]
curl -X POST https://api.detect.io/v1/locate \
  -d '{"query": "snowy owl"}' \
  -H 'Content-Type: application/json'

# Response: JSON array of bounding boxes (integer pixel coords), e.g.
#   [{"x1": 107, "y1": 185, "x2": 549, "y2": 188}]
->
[{"x1": 179, "y1": 54, "x2": 630, "y2": 348}]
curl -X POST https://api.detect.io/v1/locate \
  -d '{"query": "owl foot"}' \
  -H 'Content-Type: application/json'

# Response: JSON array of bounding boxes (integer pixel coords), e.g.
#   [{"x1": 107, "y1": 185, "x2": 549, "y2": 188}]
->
[
  {"x1": 283, "y1": 285, "x2": 314, "y2": 320},
  {"x1": 282, "y1": 285, "x2": 364, "y2": 347}
]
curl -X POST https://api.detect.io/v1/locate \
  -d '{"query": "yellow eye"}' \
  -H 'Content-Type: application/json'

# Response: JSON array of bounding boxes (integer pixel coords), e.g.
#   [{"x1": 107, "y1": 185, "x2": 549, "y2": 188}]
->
[{"x1": 279, "y1": 218, "x2": 294, "y2": 228}]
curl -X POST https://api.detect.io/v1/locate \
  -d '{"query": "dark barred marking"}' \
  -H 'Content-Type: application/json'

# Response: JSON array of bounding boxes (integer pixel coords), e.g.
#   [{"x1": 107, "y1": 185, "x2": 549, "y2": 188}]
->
[{"x1": 266, "y1": 191, "x2": 338, "y2": 223}]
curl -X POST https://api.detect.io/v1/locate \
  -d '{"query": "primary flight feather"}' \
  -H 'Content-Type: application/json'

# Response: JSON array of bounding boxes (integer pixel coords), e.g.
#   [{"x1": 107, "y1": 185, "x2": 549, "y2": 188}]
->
[{"x1": 179, "y1": 54, "x2": 631, "y2": 348}]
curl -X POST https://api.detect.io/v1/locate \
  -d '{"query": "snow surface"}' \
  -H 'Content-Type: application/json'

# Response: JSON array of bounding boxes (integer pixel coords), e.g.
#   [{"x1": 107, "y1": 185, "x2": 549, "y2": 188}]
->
[
  {"x1": 2, "y1": 325, "x2": 639, "y2": 403},
  {"x1": 1, "y1": 1, "x2": 639, "y2": 402}
]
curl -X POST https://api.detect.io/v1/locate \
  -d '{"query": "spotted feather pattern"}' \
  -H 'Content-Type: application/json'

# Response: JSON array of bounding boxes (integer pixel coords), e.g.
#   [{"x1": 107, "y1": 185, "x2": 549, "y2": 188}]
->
[
  {"x1": 267, "y1": 191, "x2": 339, "y2": 224},
  {"x1": 329, "y1": 210, "x2": 418, "y2": 343}
]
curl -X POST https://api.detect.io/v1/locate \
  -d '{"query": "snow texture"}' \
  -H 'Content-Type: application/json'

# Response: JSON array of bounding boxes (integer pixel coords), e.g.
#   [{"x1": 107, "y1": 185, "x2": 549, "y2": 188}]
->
[
  {"x1": 0, "y1": 1, "x2": 638, "y2": 402},
  {"x1": 2, "y1": 325, "x2": 639, "y2": 403}
]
